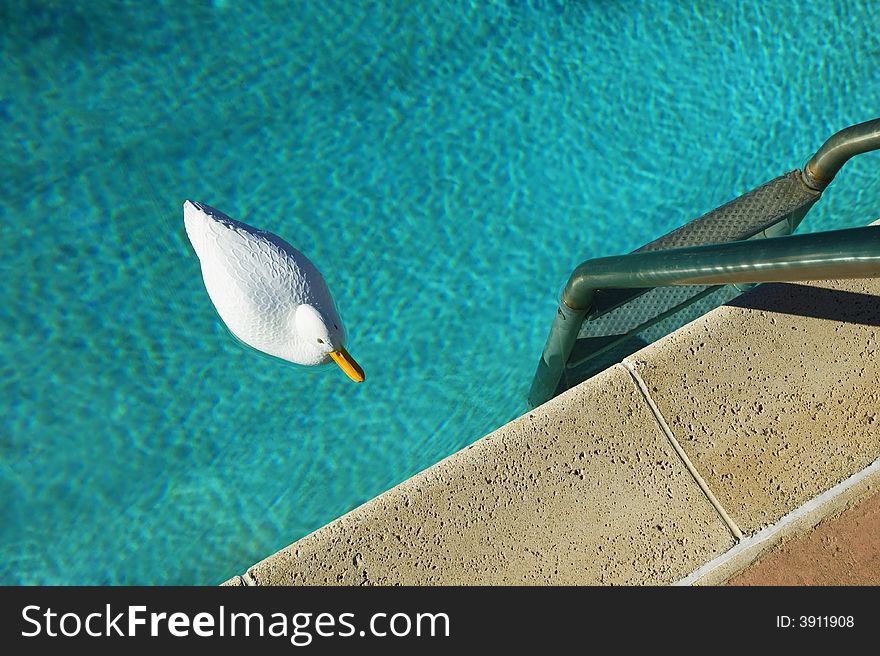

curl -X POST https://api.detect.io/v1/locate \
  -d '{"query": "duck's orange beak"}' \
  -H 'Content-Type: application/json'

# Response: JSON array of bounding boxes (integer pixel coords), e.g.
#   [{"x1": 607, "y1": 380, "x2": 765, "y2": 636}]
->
[{"x1": 329, "y1": 346, "x2": 365, "y2": 383}]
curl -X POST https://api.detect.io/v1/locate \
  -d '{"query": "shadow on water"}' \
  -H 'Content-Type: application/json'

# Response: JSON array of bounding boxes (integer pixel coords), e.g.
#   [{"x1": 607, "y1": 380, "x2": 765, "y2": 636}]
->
[{"x1": 0, "y1": 1, "x2": 219, "y2": 58}]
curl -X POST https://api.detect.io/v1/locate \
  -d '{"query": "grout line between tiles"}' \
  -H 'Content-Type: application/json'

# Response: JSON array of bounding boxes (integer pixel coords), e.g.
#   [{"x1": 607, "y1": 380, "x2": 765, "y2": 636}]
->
[{"x1": 619, "y1": 360, "x2": 744, "y2": 540}]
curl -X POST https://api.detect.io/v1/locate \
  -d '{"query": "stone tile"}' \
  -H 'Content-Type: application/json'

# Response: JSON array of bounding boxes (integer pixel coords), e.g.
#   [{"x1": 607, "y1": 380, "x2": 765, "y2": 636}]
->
[
  {"x1": 220, "y1": 576, "x2": 244, "y2": 586},
  {"x1": 627, "y1": 274, "x2": 880, "y2": 535},
  {"x1": 247, "y1": 365, "x2": 734, "y2": 585}
]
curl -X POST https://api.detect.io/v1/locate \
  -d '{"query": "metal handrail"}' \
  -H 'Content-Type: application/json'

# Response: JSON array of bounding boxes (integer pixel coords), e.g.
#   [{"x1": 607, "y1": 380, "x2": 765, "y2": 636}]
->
[
  {"x1": 529, "y1": 118, "x2": 880, "y2": 408},
  {"x1": 562, "y1": 226, "x2": 880, "y2": 311},
  {"x1": 802, "y1": 118, "x2": 880, "y2": 191},
  {"x1": 529, "y1": 226, "x2": 880, "y2": 407}
]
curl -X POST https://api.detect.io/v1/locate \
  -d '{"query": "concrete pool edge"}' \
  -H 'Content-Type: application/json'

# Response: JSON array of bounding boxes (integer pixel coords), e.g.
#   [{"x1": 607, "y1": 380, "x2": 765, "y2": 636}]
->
[
  {"x1": 224, "y1": 362, "x2": 738, "y2": 585},
  {"x1": 222, "y1": 220, "x2": 880, "y2": 586}
]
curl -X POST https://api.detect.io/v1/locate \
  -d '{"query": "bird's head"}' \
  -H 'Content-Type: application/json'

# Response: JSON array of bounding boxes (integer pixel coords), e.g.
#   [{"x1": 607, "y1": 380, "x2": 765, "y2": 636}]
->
[{"x1": 294, "y1": 304, "x2": 364, "y2": 383}]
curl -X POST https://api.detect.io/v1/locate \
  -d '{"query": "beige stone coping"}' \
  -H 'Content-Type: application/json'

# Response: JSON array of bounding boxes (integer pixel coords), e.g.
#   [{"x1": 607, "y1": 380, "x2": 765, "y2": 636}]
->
[
  {"x1": 230, "y1": 365, "x2": 736, "y2": 585},
  {"x1": 626, "y1": 279, "x2": 880, "y2": 536},
  {"x1": 224, "y1": 221, "x2": 880, "y2": 586}
]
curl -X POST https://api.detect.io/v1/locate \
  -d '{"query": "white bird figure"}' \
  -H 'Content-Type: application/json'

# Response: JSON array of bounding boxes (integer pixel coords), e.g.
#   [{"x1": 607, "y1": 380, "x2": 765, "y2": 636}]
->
[{"x1": 183, "y1": 200, "x2": 364, "y2": 382}]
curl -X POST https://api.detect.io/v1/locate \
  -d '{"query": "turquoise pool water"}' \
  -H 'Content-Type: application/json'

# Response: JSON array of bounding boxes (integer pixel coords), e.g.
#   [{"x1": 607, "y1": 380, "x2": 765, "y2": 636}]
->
[{"x1": 2, "y1": 1, "x2": 878, "y2": 584}]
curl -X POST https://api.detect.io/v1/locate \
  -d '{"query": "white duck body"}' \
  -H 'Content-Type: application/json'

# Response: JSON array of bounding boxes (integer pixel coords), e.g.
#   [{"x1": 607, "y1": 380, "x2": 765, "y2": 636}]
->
[{"x1": 183, "y1": 200, "x2": 361, "y2": 378}]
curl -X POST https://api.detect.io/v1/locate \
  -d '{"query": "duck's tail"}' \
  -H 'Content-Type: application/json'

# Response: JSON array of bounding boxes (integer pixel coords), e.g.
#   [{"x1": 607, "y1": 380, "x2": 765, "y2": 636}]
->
[{"x1": 183, "y1": 200, "x2": 217, "y2": 259}]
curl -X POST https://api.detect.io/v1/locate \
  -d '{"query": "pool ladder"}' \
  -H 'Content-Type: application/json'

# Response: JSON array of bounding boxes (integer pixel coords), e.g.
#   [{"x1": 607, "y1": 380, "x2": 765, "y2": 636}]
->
[{"x1": 529, "y1": 118, "x2": 880, "y2": 408}]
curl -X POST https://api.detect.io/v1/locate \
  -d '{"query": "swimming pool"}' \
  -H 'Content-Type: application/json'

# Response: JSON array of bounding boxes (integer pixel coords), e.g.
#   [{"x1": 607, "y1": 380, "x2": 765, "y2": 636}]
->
[{"x1": 2, "y1": 0, "x2": 878, "y2": 584}]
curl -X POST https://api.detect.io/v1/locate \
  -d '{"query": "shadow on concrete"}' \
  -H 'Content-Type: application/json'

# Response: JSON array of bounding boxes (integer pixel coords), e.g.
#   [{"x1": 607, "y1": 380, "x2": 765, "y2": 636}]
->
[{"x1": 726, "y1": 283, "x2": 880, "y2": 326}]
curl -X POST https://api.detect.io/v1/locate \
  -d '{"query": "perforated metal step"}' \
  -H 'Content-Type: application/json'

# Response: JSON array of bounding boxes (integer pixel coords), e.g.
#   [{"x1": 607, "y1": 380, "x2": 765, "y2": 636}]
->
[{"x1": 558, "y1": 170, "x2": 820, "y2": 396}]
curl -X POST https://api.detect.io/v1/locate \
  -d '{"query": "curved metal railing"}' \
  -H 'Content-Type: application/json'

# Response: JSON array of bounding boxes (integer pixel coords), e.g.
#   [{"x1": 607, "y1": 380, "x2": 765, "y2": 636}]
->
[
  {"x1": 529, "y1": 118, "x2": 880, "y2": 408},
  {"x1": 802, "y1": 118, "x2": 880, "y2": 191}
]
